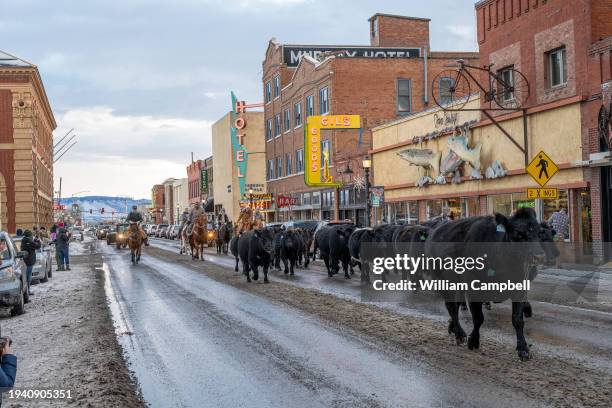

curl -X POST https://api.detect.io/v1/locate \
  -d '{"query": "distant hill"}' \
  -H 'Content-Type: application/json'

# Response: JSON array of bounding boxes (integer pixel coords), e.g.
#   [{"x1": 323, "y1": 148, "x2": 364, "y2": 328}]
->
[{"x1": 59, "y1": 196, "x2": 151, "y2": 222}]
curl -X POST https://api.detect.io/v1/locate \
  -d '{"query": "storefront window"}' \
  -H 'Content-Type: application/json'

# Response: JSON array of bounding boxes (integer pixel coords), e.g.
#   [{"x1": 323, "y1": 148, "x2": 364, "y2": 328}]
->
[
  {"x1": 445, "y1": 198, "x2": 461, "y2": 220},
  {"x1": 487, "y1": 193, "x2": 535, "y2": 217},
  {"x1": 426, "y1": 200, "x2": 442, "y2": 219},
  {"x1": 543, "y1": 189, "x2": 570, "y2": 238},
  {"x1": 460, "y1": 197, "x2": 480, "y2": 218}
]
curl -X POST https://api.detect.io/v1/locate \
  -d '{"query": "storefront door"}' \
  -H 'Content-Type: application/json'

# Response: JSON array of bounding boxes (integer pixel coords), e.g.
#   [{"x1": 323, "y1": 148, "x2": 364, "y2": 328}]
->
[{"x1": 602, "y1": 166, "x2": 612, "y2": 261}]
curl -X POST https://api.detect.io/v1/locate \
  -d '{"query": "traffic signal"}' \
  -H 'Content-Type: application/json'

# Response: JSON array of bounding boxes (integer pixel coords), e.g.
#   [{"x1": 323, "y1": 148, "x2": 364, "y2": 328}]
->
[
  {"x1": 89, "y1": 209, "x2": 93, "y2": 214},
  {"x1": 101, "y1": 208, "x2": 105, "y2": 214}
]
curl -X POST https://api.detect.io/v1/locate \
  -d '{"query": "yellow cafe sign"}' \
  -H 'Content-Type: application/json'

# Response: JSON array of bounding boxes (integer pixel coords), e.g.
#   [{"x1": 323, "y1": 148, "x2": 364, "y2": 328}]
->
[{"x1": 304, "y1": 115, "x2": 361, "y2": 187}]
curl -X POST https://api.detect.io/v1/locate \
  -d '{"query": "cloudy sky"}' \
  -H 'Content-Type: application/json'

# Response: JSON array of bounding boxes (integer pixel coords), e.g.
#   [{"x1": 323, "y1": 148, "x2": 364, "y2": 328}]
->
[{"x1": 1, "y1": 0, "x2": 477, "y2": 199}]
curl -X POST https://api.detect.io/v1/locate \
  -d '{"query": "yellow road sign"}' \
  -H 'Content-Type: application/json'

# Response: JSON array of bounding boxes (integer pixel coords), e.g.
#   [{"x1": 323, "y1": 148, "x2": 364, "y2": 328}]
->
[
  {"x1": 526, "y1": 150, "x2": 559, "y2": 187},
  {"x1": 527, "y1": 188, "x2": 558, "y2": 199}
]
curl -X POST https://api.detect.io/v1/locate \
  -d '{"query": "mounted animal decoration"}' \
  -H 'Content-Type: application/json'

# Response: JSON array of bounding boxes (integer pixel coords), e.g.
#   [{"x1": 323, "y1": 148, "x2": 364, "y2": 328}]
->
[
  {"x1": 447, "y1": 125, "x2": 482, "y2": 179},
  {"x1": 397, "y1": 149, "x2": 441, "y2": 187}
]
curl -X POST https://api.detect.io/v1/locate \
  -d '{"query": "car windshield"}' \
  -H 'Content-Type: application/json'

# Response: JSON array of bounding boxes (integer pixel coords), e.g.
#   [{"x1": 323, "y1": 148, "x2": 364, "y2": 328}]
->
[{"x1": 118, "y1": 225, "x2": 129, "y2": 232}]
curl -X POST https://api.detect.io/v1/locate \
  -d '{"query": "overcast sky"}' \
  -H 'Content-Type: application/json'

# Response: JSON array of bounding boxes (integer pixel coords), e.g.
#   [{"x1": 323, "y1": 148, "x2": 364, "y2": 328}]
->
[{"x1": 1, "y1": 0, "x2": 478, "y2": 199}]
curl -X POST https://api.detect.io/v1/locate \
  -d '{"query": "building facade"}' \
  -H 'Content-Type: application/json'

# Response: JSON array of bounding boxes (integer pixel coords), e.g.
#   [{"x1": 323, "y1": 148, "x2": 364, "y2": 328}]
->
[
  {"x1": 187, "y1": 159, "x2": 204, "y2": 205},
  {"x1": 151, "y1": 184, "x2": 165, "y2": 224},
  {"x1": 212, "y1": 110, "x2": 266, "y2": 221},
  {"x1": 262, "y1": 13, "x2": 478, "y2": 224},
  {"x1": 172, "y1": 178, "x2": 189, "y2": 220},
  {"x1": 0, "y1": 50, "x2": 56, "y2": 233},
  {"x1": 475, "y1": 0, "x2": 611, "y2": 262}
]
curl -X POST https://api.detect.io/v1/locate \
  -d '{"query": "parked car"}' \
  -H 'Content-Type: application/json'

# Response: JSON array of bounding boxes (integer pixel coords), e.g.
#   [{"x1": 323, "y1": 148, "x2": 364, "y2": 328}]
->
[
  {"x1": 107, "y1": 224, "x2": 129, "y2": 249},
  {"x1": 0, "y1": 231, "x2": 29, "y2": 315},
  {"x1": 70, "y1": 227, "x2": 84, "y2": 241},
  {"x1": 167, "y1": 225, "x2": 180, "y2": 240},
  {"x1": 12, "y1": 236, "x2": 52, "y2": 284},
  {"x1": 148, "y1": 224, "x2": 159, "y2": 237},
  {"x1": 156, "y1": 225, "x2": 169, "y2": 238},
  {"x1": 96, "y1": 226, "x2": 111, "y2": 240}
]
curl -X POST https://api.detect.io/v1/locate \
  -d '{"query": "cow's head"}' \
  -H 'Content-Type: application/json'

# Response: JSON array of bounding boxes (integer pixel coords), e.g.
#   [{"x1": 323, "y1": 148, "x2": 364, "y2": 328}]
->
[
  {"x1": 498, "y1": 208, "x2": 545, "y2": 258},
  {"x1": 256, "y1": 228, "x2": 275, "y2": 255}
]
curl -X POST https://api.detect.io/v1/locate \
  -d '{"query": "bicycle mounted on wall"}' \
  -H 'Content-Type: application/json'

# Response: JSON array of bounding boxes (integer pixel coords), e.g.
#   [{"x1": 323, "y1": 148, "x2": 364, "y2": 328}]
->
[{"x1": 431, "y1": 59, "x2": 531, "y2": 165}]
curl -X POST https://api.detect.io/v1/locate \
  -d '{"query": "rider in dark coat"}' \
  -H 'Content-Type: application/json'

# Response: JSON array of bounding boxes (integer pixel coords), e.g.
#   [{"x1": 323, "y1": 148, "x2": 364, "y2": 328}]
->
[{"x1": 126, "y1": 205, "x2": 148, "y2": 246}]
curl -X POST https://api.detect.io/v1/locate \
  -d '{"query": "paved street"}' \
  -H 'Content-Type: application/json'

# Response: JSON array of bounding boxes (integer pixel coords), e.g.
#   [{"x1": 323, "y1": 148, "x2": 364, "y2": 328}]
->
[{"x1": 100, "y1": 237, "x2": 612, "y2": 407}]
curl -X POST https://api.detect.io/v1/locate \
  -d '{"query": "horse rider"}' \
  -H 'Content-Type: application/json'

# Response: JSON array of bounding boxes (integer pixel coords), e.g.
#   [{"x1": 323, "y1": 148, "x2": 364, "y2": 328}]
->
[
  {"x1": 217, "y1": 208, "x2": 229, "y2": 228},
  {"x1": 187, "y1": 201, "x2": 206, "y2": 235},
  {"x1": 253, "y1": 208, "x2": 264, "y2": 230},
  {"x1": 178, "y1": 208, "x2": 189, "y2": 237},
  {"x1": 126, "y1": 205, "x2": 149, "y2": 246},
  {"x1": 234, "y1": 206, "x2": 254, "y2": 235}
]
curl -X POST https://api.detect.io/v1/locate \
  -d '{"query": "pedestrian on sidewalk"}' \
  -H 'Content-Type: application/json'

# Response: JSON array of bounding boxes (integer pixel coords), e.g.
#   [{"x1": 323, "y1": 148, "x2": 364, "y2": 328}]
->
[
  {"x1": 56, "y1": 227, "x2": 71, "y2": 271},
  {"x1": 21, "y1": 230, "x2": 41, "y2": 296},
  {"x1": 0, "y1": 335, "x2": 17, "y2": 406},
  {"x1": 547, "y1": 207, "x2": 569, "y2": 241}
]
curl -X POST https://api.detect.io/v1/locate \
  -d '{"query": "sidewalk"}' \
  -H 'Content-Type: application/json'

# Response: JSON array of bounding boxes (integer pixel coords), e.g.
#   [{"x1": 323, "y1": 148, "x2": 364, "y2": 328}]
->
[{"x1": 0, "y1": 242, "x2": 143, "y2": 407}]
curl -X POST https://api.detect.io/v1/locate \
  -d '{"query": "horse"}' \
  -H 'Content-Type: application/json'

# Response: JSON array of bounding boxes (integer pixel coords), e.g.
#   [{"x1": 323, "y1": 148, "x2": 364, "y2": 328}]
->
[
  {"x1": 127, "y1": 222, "x2": 143, "y2": 265},
  {"x1": 179, "y1": 224, "x2": 188, "y2": 255},
  {"x1": 216, "y1": 221, "x2": 233, "y2": 255},
  {"x1": 189, "y1": 214, "x2": 208, "y2": 261}
]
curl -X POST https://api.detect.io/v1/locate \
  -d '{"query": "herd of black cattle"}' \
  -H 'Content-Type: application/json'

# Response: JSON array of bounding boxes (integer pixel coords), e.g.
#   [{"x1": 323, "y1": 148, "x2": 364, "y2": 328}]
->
[{"x1": 228, "y1": 208, "x2": 559, "y2": 361}]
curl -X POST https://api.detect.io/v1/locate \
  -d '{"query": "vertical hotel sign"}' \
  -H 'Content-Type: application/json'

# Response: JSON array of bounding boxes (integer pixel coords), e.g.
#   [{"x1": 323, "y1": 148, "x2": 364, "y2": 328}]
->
[
  {"x1": 200, "y1": 168, "x2": 209, "y2": 194},
  {"x1": 230, "y1": 92, "x2": 248, "y2": 198},
  {"x1": 305, "y1": 115, "x2": 361, "y2": 187}
]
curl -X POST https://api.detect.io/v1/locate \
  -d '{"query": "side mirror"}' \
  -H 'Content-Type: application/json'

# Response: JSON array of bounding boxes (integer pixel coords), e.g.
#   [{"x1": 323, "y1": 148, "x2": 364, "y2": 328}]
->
[{"x1": 16, "y1": 251, "x2": 27, "y2": 259}]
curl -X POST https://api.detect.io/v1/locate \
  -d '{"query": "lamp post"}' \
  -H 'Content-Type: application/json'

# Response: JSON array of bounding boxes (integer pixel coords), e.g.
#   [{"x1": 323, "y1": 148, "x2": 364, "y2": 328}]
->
[
  {"x1": 362, "y1": 155, "x2": 371, "y2": 227},
  {"x1": 176, "y1": 203, "x2": 180, "y2": 225},
  {"x1": 249, "y1": 188, "x2": 254, "y2": 209}
]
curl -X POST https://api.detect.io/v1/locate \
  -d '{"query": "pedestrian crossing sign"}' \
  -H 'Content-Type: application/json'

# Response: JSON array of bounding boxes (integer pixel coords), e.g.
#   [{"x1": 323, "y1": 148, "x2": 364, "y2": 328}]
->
[{"x1": 526, "y1": 150, "x2": 559, "y2": 187}]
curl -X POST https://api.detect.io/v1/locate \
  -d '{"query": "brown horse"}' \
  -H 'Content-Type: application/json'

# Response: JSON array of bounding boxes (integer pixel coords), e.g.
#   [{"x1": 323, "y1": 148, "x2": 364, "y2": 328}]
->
[
  {"x1": 189, "y1": 214, "x2": 208, "y2": 260},
  {"x1": 127, "y1": 223, "x2": 143, "y2": 265}
]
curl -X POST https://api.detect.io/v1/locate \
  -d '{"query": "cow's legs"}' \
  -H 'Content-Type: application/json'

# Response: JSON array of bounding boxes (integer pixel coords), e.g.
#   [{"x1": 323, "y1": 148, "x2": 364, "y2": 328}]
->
[
  {"x1": 467, "y1": 301, "x2": 484, "y2": 350},
  {"x1": 323, "y1": 256, "x2": 332, "y2": 277},
  {"x1": 234, "y1": 256, "x2": 239, "y2": 272},
  {"x1": 252, "y1": 265, "x2": 259, "y2": 281},
  {"x1": 290, "y1": 258, "x2": 295, "y2": 276},
  {"x1": 512, "y1": 301, "x2": 530, "y2": 360},
  {"x1": 282, "y1": 257, "x2": 289, "y2": 274},
  {"x1": 243, "y1": 261, "x2": 251, "y2": 282},
  {"x1": 342, "y1": 260, "x2": 350, "y2": 279},
  {"x1": 445, "y1": 302, "x2": 466, "y2": 345},
  {"x1": 263, "y1": 264, "x2": 269, "y2": 283}
]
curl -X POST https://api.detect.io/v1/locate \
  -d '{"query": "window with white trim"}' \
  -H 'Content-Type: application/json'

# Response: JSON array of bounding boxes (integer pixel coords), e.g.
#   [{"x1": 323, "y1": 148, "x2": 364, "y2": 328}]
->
[
  {"x1": 498, "y1": 66, "x2": 515, "y2": 102},
  {"x1": 273, "y1": 75, "x2": 281, "y2": 98},
  {"x1": 285, "y1": 153, "x2": 292, "y2": 176},
  {"x1": 548, "y1": 47, "x2": 567, "y2": 88},
  {"x1": 296, "y1": 149, "x2": 304, "y2": 173},
  {"x1": 294, "y1": 102, "x2": 302, "y2": 127},
  {"x1": 265, "y1": 81, "x2": 271, "y2": 103},
  {"x1": 267, "y1": 159, "x2": 274, "y2": 180},
  {"x1": 397, "y1": 79, "x2": 411, "y2": 113},
  {"x1": 283, "y1": 108, "x2": 291, "y2": 133},
  {"x1": 319, "y1": 87, "x2": 329, "y2": 114},
  {"x1": 306, "y1": 95, "x2": 314, "y2": 118},
  {"x1": 276, "y1": 156, "x2": 282, "y2": 178},
  {"x1": 266, "y1": 118, "x2": 273, "y2": 141},
  {"x1": 274, "y1": 114, "x2": 281, "y2": 137}
]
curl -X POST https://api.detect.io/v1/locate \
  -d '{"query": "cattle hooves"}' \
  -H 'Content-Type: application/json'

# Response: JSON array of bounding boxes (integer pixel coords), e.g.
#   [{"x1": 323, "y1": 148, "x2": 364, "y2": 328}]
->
[
  {"x1": 344, "y1": 274, "x2": 350, "y2": 279},
  {"x1": 264, "y1": 278, "x2": 269, "y2": 283},
  {"x1": 284, "y1": 270, "x2": 288, "y2": 275},
  {"x1": 517, "y1": 349, "x2": 531, "y2": 361},
  {"x1": 456, "y1": 335, "x2": 466, "y2": 345},
  {"x1": 447, "y1": 321, "x2": 455, "y2": 335},
  {"x1": 467, "y1": 336, "x2": 480, "y2": 350},
  {"x1": 523, "y1": 303, "x2": 533, "y2": 318}
]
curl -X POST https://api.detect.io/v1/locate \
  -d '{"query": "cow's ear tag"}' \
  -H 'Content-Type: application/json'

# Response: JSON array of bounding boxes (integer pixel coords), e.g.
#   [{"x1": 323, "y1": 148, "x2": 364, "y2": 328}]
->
[
  {"x1": 496, "y1": 224, "x2": 506, "y2": 233},
  {"x1": 419, "y1": 234, "x2": 426, "y2": 241}
]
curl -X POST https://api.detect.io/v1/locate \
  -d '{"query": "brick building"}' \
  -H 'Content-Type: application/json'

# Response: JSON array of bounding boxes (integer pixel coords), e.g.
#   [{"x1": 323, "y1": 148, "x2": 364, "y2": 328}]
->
[
  {"x1": 0, "y1": 50, "x2": 56, "y2": 233},
  {"x1": 475, "y1": 0, "x2": 612, "y2": 262},
  {"x1": 263, "y1": 13, "x2": 478, "y2": 223},
  {"x1": 150, "y1": 184, "x2": 165, "y2": 224},
  {"x1": 187, "y1": 159, "x2": 204, "y2": 205}
]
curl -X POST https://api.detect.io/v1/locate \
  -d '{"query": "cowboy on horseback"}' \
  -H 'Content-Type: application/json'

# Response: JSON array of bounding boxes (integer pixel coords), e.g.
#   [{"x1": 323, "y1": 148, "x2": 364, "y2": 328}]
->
[
  {"x1": 234, "y1": 206, "x2": 254, "y2": 235},
  {"x1": 178, "y1": 208, "x2": 189, "y2": 237},
  {"x1": 216, "y1": 208, "x2": 229, "y2": 228},
  {"x1": 187, "y1": 201, "x2": 206, "y2": 236},
  {"x1": 126, "y1": 205, "x2": 149, "y2": 246}
]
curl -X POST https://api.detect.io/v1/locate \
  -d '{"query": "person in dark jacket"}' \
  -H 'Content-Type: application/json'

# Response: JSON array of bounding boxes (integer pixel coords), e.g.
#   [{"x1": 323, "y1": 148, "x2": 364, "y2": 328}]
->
[
  {"x1": 0, "y1": 336, "x2": 17, "y2": 406},
  {"x1": 20, "y1": 230, "x2": 41, "y2": 296},
  {"x1": 56, "y1": 228, "x2": 71, "y2": 271},
  {"x1": 126, "y1": 205, "x2": 149, "y2": 246}
]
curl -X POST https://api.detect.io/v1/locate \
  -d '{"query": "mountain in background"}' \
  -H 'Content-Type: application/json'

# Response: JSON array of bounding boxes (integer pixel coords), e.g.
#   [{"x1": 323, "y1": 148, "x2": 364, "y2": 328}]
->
[{"x1": 59, "y1": 196, "x2": 151, "y2": 222}]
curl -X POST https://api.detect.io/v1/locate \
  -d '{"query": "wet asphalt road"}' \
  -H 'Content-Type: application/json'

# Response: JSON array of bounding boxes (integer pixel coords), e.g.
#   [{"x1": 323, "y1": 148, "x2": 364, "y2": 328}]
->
[
  {"x1": 147, "y1": 238, "x2": 612, "y2": 369},
  {"x1": 100, "y1": 238, "x2": 549, "y2": 408}
]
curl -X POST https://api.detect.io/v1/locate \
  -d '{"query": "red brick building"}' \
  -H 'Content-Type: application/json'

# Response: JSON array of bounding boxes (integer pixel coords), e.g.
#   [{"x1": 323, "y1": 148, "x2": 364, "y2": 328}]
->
[
  {"x1": 475, "y1": 0, "x2": 612, "y2": 262},
  {"x1": 150, "y1": 184, "x2": 165, "y2": 224},
  {"x1": 187, "y1": 159, "x2": 204, "y2": 205},
  {"x1": 263, "y1": 14, "x2": 478, "y2": 223}
]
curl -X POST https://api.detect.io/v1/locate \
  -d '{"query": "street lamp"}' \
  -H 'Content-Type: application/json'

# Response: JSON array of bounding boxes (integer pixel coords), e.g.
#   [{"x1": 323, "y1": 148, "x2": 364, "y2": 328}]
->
[
  {"x1": 249, "y1": 188, "x2": 254, "y2": 208},
  {"x1": 176, "y1": 203, "x2": 180, "y2": 225},
  {"x1": 362, "y1": 155, "x2": 372, "y2": 227}
]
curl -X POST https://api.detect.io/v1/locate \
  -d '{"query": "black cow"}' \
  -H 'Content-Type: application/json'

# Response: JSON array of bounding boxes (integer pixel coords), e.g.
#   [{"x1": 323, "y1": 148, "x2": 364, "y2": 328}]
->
[
  {"x1": 279, "y1": 229, "x2": 302, "y2": 276},
  {"x1": 349, "y1": 225, "x2": 402, "y2": 282},
  {"x1": 294, "y1": 228, "x2": 311, "y2": 269},
  {"x1": 315, "y1": 224, "x2": 356, "y2": 278},
  {"x1": 348, "y1": 228, "x2": 372, "y2": 273},
  {"x1": 237, "y1": 228, "x2": 275, "y2": 283},
  {"x1": 270, "y1": 225, "x2": 285, "y2": 270},
  {"x1": 392, "y1": 224, "x2": 431, "y2": 281},
  {"x1": 230, "y1": 235, "x2": 240, "y2": 272},
  {"x1": 425, "y1": 208, "x2": 545, "y2": 361}
]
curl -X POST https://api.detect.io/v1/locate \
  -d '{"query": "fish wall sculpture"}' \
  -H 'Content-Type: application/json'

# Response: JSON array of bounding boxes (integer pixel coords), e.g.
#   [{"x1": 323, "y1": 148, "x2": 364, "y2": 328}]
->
[
  {"x1": 397, "y1": 148, "x2": 441, "y2": 176},
  {"x1": 447, "y1": 133, "x2": 482, "y2": 179}
]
